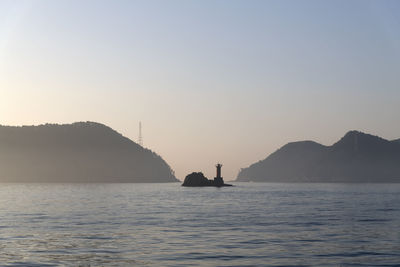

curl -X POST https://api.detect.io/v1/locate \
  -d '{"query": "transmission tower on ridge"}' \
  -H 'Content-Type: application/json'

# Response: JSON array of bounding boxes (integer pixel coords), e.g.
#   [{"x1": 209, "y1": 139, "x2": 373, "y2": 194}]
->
[{"x1": 138, "y1": 121, "x2": 143, "y2": 146}]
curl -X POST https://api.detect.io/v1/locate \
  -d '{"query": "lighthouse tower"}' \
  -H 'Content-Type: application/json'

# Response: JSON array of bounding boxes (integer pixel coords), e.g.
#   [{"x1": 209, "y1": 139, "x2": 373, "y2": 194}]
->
[{"x1": 214, "y1": 163, "x2": 224, "y2": 186}]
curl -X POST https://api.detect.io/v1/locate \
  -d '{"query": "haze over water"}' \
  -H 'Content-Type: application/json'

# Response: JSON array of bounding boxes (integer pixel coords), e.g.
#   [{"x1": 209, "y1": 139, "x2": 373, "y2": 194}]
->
[
  {"x1": 1, "y1": 0, "x2": 400, "y2": 179},
  {"x1": 1, "y1": 183, "x2": 399, "y2": 266},
  {"x1": 1, "y1": 1, "x2": 400, "y2": 265}
]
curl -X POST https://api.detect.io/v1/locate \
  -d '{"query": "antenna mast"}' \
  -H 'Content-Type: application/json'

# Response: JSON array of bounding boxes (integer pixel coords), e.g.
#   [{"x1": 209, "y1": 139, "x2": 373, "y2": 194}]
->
[{"x1": 138, "y1": 121, "x2": 143, "y2": 146}]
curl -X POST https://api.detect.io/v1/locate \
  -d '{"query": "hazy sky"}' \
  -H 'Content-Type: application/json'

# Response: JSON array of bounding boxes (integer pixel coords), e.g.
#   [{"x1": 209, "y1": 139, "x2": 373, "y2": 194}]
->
[{"x1": 1, "y1": 0, "x2": 400, "y2": 180}]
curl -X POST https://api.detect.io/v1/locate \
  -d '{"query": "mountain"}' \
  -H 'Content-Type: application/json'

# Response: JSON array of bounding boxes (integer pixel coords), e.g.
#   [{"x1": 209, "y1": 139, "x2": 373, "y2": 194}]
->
[
  {"x1": 393, "y1": 138, "x2": 400, "y2": 144},
  {"x1": 0, "y1": 122, "x2": 178, "y2": 182},
  {"x1": 237, "y1": 131, "x2": 400, "y2": 182}
]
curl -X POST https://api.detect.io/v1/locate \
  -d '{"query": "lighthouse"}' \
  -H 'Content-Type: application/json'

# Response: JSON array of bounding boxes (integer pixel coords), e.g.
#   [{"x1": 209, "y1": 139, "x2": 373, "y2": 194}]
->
[
  {"x1": 214, "y1": 163, "x2": 224, "y2": 186},
  {"x1": 182, "y1": 163, "x2": 232, "y2": 187}
]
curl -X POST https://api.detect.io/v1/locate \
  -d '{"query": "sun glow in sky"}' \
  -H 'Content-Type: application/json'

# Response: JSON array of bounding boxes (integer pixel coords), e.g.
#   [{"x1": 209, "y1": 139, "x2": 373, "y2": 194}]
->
[{"x1": 1, "y1": 0, "x2": 400, "y2": 180}]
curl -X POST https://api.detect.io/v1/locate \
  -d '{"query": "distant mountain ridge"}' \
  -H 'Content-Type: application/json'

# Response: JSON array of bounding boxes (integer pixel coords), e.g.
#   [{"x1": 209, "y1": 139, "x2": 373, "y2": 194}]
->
[
  {"x1": 0, "y1": 122, "x2": 178, "y2": 182},
  {"x1": 237, "y1": 131, "x2": 400, "y2": 182},
  {"x1": 392, "y1": 138, "x2": 400, "y2": 144}
]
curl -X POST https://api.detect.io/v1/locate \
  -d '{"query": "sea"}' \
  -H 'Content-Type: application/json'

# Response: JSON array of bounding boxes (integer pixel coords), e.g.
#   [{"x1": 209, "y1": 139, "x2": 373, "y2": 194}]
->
[{"x1": 0, "y1": 182, "x2": 399, "y2": 266}]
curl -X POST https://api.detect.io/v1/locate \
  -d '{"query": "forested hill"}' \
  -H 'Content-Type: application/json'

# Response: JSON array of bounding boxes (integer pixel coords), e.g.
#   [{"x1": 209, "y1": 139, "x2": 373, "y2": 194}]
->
[
  {"x1": 237, "y1": 131, "x2": 400, "y2": 182},
  {"x1": 0, "y1": 122, "x2": 178, "y2": 182}
]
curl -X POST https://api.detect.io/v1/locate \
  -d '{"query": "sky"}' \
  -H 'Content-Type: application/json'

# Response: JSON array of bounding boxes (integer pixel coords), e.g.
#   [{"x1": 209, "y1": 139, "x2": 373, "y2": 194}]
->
[{"x1": 1, "y1": 0, "x2": 400, "y2": 180}]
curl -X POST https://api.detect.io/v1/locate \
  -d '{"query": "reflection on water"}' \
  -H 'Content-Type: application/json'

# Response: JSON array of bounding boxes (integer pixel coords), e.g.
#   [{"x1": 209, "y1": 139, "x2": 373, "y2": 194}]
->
[{"x1": 0, "y1": 183, "x2": 399, "y2": 266}]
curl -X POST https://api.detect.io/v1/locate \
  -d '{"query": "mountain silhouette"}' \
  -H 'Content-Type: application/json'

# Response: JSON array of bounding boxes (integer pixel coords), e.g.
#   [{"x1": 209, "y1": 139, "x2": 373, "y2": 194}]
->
[
  {"x1": 392, "y1": 138, "x2": 400, "y2": 144},
  {"x1": 0, "y1": 122, "x2": 178, "y2": 182},
  {"x1": 237, "y1": 131, "x2": 400, "y2": 182}
]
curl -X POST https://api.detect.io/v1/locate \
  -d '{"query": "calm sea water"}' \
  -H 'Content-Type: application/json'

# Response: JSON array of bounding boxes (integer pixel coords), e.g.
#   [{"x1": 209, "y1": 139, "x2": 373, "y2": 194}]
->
[{"x1": 0, "y1": 182, "x2": 399, "y2": 266}]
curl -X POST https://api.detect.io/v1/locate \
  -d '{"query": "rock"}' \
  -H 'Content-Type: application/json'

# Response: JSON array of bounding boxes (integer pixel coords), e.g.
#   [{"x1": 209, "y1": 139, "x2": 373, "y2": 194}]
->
[{"x1": 182, "y1": 172, "x2": 232, "y2": 187}]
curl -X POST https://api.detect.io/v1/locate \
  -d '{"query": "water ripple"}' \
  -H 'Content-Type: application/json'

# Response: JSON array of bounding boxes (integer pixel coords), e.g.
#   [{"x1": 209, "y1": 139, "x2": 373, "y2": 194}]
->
[{"x1": 0, "y1": 182, "x2": 399, "y2": 266}]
